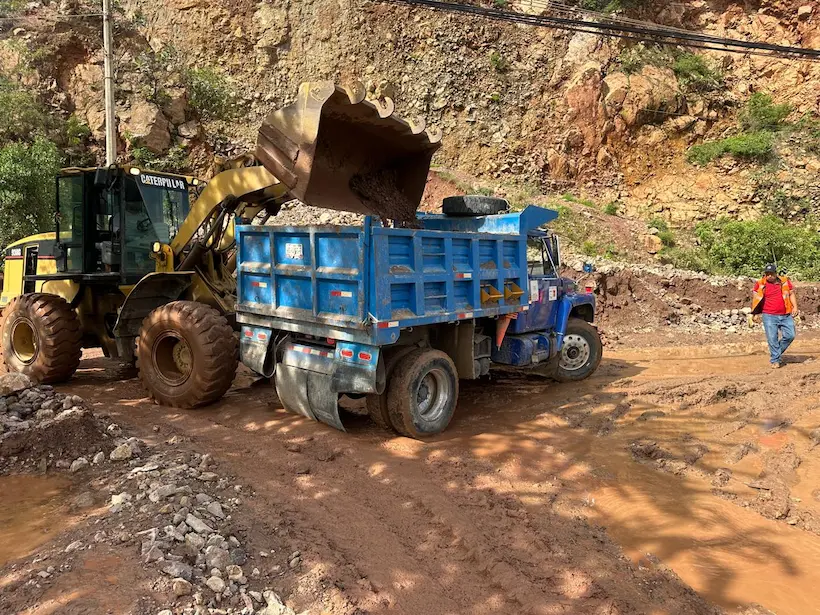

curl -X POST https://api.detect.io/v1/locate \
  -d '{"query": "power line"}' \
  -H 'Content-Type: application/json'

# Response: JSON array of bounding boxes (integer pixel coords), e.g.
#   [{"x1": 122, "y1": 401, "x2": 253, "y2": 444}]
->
[{"x1": 381, "y1": 0, "x2": 820, "y2": 60}]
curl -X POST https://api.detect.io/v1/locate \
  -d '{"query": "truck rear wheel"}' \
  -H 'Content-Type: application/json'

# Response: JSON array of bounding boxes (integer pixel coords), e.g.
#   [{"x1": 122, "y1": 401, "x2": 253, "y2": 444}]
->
[
  {"x1": 0, "y1": 293, "x2": 82, "y2": 383},
  {"x1": 365, "y1": 393, "x2": 395, "y2": 432},
  {"x1": 136, "y1": 301, "x2": 238, "y2": 408},
  {"x1": 387, "y1": 349, "x2": 458, "y2": 438},
  {"x1": 553, "y1": 318, "x2": 602, "y2": 382}
]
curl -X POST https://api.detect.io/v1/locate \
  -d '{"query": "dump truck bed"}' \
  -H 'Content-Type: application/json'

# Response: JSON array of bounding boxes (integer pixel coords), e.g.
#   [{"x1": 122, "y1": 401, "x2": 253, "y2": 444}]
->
[{"x1": 235, "y1": 207, "x2": 557, "y2": 346}]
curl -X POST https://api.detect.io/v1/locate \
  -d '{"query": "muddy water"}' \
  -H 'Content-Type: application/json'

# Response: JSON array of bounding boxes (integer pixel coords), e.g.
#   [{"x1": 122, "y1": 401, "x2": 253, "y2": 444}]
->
[
  {"x1": 0, "y1": 475, "x2": 73, "y2": 567},
  {"x1": 456, "y1": 339, "x2": 820, "y2": 615}
]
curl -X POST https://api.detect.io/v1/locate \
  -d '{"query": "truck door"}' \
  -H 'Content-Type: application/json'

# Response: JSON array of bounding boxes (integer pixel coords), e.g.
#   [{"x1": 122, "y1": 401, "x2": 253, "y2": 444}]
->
[{"x1": 23, "y1": 246, "x2": 38, "y2": 293}]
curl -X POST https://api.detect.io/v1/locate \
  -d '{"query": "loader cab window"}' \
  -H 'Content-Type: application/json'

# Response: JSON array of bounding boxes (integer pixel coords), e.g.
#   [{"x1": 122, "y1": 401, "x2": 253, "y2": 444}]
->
[
  {"x1": 119, "y1": 173, "x2": 190, "y2": 282},
  {"x1": 56, "y1": 174, "x2": 86, "y2": 272}
]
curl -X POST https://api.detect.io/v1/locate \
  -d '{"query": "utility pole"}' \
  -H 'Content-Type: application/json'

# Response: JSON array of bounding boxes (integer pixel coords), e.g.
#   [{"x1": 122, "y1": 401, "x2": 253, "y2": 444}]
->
[{"x1": 102, "y1": 0, "x2": 116, "y2": 166}]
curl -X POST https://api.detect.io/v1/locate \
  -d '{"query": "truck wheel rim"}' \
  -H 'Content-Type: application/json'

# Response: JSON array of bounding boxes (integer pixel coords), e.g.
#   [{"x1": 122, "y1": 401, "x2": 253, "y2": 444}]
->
[
  {"x1": 560, "y1": 334, "x2": 590, "y2": 372},
  {"x1": 416, "y1": 368, "x2": 451, "y2": 422},
  {"x1": 11, "y1": 319, "x2": 37, "y2": 364},
  {"x1": 153, "y1": 332, "x2": 193, "y2": 386}
]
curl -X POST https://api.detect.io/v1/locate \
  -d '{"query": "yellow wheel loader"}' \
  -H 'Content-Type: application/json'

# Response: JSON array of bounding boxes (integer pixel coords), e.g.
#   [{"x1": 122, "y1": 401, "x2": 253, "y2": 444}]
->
[{"x1": 0, "y1": 81, "x2": 441, "y2": 407}]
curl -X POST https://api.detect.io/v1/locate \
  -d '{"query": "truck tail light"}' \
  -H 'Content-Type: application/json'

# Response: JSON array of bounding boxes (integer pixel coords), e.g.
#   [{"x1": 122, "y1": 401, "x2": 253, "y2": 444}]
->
[
  {"x1": 340, "y1": 349, "x2": 353, "y2": 359},
  {"x1": 358, "y1": 352, "x2": 372, "y2": 361}
]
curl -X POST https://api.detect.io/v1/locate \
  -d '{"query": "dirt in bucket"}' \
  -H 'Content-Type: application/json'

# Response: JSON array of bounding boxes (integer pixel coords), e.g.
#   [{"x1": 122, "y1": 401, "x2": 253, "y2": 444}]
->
[{"x1": 349, "y1": 168, "x2": 419, "y2": 224}]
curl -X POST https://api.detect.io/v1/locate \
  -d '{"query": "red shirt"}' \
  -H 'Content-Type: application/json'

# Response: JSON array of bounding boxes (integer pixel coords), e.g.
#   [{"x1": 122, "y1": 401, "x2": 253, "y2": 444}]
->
[{"x1": 756, "y1": 279, "x2": 791, "y2": 315}]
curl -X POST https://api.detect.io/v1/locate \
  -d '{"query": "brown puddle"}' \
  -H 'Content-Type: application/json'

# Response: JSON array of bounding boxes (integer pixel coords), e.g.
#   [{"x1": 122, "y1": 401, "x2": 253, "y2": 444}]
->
[{"x1": 0, "y1": 475, "x2": 73, "y2": 567}]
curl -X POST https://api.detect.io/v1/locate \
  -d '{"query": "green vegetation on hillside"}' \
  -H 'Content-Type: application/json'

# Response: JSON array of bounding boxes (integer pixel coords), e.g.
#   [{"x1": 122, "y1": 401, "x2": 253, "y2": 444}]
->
[
  {"x1": 617, "y1": 46, "x2": 724, "y2": 94},
  {"x1": 660, "y1": 217, "x2": 820, "y2": 280},
  {"x1": 0, "y1": 137, "x2": 61, "y2": 250},
  {"x1": 184, "y1": 67, "x2": 237, "y2": 120},
  {"x1": 687, "y1": 93, "x2": 810, "y2": 166},
  {"x1": 0, "y1": 73, "x2": 92, "y2": 253}
]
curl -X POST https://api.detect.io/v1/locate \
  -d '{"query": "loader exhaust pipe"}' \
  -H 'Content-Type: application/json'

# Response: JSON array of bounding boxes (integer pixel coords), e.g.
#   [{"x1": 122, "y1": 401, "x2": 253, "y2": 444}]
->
[{"x1": 256, "y1": 81, "x2": 441, "y2": 222}]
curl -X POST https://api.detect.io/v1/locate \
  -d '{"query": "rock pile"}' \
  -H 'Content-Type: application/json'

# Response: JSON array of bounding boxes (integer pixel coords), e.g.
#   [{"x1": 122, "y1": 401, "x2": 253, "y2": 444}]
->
[
  {"x1": 0, "y1": 373, "x2": 105, "y2": 461},
  {"x1": 89, "y1": 450, "x2": 299, "y2": 615}
]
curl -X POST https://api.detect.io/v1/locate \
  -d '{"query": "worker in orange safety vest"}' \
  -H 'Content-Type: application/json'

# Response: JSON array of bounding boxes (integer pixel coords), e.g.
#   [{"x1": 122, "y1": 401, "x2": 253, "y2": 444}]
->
[{"x1": 752, "y1": 264, "x2": 799, "y2": 368}]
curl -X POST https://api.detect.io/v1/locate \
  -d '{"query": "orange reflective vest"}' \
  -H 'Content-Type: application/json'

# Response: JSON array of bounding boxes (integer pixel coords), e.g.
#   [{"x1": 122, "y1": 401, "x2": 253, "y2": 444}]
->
[{"x1": 751, "y1": 276, "x2": 794, "y2": 315}]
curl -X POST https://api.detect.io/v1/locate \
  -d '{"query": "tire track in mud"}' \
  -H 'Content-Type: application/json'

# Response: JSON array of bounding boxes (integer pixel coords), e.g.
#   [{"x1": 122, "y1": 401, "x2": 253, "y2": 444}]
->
[{"x1": 76, "y1": 376, "x2": 723, "y2": 615}]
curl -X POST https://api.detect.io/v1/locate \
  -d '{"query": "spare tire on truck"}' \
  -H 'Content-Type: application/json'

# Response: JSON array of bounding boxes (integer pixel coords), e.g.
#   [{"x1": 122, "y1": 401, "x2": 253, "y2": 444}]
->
[
  {"x1": 442, "y1": 195, "x2": 509, "y2": 217},
  {"x1": 136, "y1": 301, "x2": 238, "y2": 408},
  {"x1": 0, "y1": 293, "x2": 82, "y2": 383}
]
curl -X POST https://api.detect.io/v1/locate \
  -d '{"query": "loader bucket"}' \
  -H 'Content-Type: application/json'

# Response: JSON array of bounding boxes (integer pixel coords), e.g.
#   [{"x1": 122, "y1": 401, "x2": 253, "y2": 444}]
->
[{"x1": 256, "y1": 81, "x2": 442, "y2": 222}]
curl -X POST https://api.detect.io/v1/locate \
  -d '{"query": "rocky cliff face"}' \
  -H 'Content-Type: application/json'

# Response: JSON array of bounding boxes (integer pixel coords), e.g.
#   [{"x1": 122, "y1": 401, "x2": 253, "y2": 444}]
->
[{"x1": 3, "y1": 0, "x2": 819, "y2": 226}]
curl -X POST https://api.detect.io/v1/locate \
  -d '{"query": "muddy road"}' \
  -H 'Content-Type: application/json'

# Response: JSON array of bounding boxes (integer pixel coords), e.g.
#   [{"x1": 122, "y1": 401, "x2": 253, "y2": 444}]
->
[{"x1": 25, "y1": 334, "x2": 820, "y2": 614}]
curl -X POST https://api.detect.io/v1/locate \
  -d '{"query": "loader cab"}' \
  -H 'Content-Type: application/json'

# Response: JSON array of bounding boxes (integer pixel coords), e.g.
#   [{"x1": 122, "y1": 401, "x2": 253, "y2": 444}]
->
[{"x1": 55, "y1": 167, "x2": 191, "y2": 285}]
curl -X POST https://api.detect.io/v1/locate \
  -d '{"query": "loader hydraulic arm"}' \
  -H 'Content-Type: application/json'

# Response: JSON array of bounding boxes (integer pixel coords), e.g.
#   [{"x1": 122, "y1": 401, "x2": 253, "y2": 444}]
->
[{"x1": 169, "y1": 165, "x2": 289, "y2": 257}]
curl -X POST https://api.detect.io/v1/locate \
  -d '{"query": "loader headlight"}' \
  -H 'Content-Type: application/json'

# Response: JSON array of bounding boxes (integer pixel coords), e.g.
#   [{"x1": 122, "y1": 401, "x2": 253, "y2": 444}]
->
[
  {"x1": 129, "y1": 167, "x2": 140, "y2": 176},
  {"x1": 151, "y1": 241, "x2": 162, "y2": 254}
]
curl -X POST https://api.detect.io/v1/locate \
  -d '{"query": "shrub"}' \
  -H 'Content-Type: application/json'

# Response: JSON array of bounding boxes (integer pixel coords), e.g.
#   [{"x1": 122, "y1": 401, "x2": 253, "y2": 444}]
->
[
  {"x1": 657, "y1": 229, "x2": 676, "y2": 247},
  {"x1": 673, "y1": 53, "x2": 723, "y2": 93},
  {"x1": 0, "y1": 78, "x2": 52, "y2": 142},
  {"x1": 741, "y1": 93, "x2": 791, "y2": 132},
  {"x1": 134, "y1": 47, "x2": 178, "y2": 106},
  {"x1": 489, "y1": 51, "x2": 508, "y2": 72},
  {"x1": 579, "y1": 0, "x2": 623, "y2": 13},
  {"x1": 658, "y1": 246, "x2": 713, "y2": 273},
  {"x1": 687, "y1": 131, "x2": 774, "y2": 165},
  {"x1": 694, "y1": 216, "x2": 820, "y2": 279},
  {"x1": 184, "y1": 67, "x2": 236, "y2": 120},
  {"x1": 582, "y1": 240, "x2": 598, "y2": 256},
  {"x1": 603, "y1": 201, "x2": 619, "y2": 215},
  {"x1": 647, "y1": 217, "x2": 669, "y2": 233},
  {"x1": 0, "y1": 137, "x2": 61, "y2": 250},
  {"x1": 492, "y1": 0, "x2": 509, "y2": 7},
  {"x1": 617, "y1": 44, "x2": 672, "y2": 74}
]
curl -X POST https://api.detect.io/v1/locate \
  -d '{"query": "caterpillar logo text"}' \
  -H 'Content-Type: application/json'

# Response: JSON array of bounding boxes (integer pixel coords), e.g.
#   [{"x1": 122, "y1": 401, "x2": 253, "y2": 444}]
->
[{"x1": 139, "y1": 173, "x2": 187, "y2": 191}]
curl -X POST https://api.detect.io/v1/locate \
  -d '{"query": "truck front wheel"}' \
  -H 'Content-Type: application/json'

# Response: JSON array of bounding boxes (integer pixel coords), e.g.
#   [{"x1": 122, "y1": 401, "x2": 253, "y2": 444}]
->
[
  {"x1": 553, "y1": 318, "x2": 602, "y2": 382},
  {"x1": 136, "y1": 301, "x2": 238, "y2": 408},
  {"x1": 387, "y1": 349, "x2": 458, "y2": 438}
]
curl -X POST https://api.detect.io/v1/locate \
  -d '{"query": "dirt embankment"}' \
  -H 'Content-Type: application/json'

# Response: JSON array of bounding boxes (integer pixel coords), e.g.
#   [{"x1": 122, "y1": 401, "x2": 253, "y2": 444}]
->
[{"x1": 583, "y1": 265, "x2": 820, "y2": 333}]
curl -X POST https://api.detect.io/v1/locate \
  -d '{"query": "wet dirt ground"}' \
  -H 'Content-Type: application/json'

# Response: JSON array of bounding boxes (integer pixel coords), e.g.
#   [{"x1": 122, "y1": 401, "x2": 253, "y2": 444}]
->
[{"x1": 10, "y1": 331, "x2": 820, "y2": 614}]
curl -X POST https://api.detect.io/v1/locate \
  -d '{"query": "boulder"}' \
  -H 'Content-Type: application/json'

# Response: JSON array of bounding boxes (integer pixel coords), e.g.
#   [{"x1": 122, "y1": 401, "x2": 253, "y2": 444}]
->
[
  {"x1": 162, "y1": 89, "x2": 188, "y2": 125},
  {"x1": 121, "y1": 100, "x2": 171, "y2": 154},
  {"x1": 0, "y1": 373, "x2": 33, "y2": 395},
  {"x1": 643, "y1": 234, "x2": 664, "y2": 254},
  {"x1": 255, "y1": 4, "x2": 289, "y2": 49}
]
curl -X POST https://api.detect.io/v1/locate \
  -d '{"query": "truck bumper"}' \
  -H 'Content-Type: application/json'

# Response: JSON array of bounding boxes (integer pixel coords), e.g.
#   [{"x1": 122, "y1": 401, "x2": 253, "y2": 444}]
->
[{"x1": 242, "y1": 330, "x2": 382, "y2": 432}]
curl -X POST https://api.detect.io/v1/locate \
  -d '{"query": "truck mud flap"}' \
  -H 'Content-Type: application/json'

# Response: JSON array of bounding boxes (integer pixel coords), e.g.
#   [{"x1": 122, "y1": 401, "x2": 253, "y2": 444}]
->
[{"x1": 274, "y1": 364, "x2": 345, "y2": 432}]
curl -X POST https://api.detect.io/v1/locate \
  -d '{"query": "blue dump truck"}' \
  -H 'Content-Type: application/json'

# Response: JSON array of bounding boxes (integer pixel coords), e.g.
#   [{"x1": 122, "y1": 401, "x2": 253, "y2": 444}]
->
[{"x1": 234, "y1": 196, "x2": 601, "y2": 438}]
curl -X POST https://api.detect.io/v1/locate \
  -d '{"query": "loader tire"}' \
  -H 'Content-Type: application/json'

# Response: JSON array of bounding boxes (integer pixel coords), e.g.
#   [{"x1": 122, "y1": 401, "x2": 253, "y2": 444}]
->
[
  {"x1": 136, "y1": 301, "x2": 238, "y2": 408},
  {"x1": 387, "y1": 349, "x2": 458, "y2": 439},
  {"x1": 553, "y1": 318, "x2": 602, "y2": 382},
  {"x1": 0, "y1": 293, "x2": 82, "y2": 383},
  {"x1": 442, "y1": 195, "x2": 509, "y2": 217}
]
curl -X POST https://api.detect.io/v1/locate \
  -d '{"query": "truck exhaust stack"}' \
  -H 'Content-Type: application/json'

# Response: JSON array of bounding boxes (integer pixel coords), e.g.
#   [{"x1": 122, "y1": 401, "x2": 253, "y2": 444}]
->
[{"x1": 256, "y1": 81, "x2": 442, "y2": 222}]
